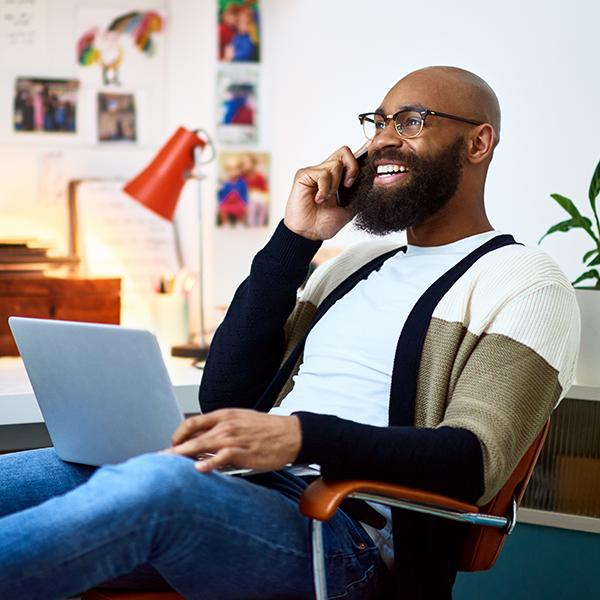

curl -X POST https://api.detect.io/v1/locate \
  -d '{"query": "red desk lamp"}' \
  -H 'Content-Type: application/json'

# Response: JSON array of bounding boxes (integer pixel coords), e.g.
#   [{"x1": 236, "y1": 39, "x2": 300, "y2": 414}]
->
[{"x1": 123, "y1": 126, "x2": 214, "y2": 361}]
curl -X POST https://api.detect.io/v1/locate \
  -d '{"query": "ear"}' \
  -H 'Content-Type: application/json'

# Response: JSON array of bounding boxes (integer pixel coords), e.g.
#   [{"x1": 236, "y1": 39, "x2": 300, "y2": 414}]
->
[{"x1": 465, "y1": 123, "x2": 496, "y2": 164}]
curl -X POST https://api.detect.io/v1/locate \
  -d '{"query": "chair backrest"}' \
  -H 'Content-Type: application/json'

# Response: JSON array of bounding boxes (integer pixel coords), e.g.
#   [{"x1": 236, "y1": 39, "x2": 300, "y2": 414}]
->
[{"x1": 459, "y1": 419, "x2": 550, "y2": 572}]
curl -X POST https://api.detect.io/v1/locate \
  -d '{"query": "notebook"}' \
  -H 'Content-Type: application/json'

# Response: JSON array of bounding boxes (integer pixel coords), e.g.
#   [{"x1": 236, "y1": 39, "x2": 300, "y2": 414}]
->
[{"x1": 9, "y1": 316, "x2": 184, "y2": 466}]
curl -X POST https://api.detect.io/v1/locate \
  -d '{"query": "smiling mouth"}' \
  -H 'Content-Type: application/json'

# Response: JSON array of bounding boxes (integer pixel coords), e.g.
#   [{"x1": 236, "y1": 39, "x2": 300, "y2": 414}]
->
[{"x1": 376, "y1": 164, "x2": 409, "y2": 176}]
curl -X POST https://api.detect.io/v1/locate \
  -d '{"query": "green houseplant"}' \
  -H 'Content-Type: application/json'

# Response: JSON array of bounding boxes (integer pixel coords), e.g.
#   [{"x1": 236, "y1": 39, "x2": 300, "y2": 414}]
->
[
  {"x1": 540, "y1": 157, "x2": 600, "y2": 386},
  {"x1": 539, "y1": 158, "x2": 600, "y2": 288}
]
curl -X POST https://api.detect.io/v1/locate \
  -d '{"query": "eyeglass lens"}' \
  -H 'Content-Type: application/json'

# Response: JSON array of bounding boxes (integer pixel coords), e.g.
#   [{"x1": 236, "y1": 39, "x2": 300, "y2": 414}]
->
[{"x1": 362, "y1": 111, "x2": 424, "y2": 140}]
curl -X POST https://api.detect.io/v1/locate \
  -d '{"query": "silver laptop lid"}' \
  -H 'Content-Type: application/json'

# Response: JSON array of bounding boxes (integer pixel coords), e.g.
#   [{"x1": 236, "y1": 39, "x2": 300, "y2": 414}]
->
[{"x1": 9, "y1": 316, "x2": 184, "y2": 466}]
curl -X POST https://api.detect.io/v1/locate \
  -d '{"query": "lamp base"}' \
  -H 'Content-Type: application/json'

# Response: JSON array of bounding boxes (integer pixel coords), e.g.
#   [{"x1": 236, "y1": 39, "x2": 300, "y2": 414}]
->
[{"x1": 171, "y1": 343, "x2": 209, "y2": 362}]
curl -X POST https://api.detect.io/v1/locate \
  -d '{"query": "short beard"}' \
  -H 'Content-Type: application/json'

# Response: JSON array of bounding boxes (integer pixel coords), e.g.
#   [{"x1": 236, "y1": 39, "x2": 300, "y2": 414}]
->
[{"x1": 350, "y1": 136, "x2": 467, "y2": 236}]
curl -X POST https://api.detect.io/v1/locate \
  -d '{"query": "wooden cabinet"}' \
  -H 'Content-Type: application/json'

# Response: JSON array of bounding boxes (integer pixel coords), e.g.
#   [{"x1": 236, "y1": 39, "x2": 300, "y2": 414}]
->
[{"x1": 0, "y1": 277, "x2": 120, "y2": 356}]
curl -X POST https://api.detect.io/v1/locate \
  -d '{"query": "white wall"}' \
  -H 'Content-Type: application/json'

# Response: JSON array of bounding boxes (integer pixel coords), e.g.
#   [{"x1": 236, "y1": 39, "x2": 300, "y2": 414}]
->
[
  {"x1": 1, "y1": 0, "x2": 599, "y2": 336},
  {"x1": 259, "y1": 0, "x2": 600, "y2": 276}
]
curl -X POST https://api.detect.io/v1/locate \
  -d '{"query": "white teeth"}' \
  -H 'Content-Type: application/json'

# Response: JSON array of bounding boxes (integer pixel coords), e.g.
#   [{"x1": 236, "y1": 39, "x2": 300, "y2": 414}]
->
[{"x1": 377, "y1": 164, "x2": 408, "y2": 175}]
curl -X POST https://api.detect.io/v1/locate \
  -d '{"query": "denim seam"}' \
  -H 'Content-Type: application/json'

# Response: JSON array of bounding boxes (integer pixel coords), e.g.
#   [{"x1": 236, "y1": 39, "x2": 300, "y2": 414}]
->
[
  {"x1": 153, "y1": 510, "x2": 312, "y2": 559},
  {"x1": 328, "y1": 563, "x2": 377, "y2": 600}
]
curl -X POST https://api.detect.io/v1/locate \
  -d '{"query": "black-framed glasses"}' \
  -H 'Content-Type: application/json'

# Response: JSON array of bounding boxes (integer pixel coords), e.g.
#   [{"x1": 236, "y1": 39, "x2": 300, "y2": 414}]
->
[{"x1": 358, "y1": 109, "x2": 483, "y2": 140}]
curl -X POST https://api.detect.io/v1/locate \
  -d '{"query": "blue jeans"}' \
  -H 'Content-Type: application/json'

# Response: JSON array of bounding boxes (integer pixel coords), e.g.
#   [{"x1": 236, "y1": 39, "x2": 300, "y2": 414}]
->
[{"x1": 0, "y1": 449, "x2": 390, "y2": 600}]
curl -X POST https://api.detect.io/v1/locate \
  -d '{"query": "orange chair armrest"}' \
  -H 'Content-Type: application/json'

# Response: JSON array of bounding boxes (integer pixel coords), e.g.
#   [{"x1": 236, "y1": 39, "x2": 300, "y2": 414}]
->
[{"x1": 298, "y1": 478, "x2": 479, "y2": 522}]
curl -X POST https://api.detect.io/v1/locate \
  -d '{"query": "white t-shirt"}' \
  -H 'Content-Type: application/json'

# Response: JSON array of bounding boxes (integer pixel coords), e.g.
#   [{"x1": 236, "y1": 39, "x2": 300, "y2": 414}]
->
[
  {"x1": 271, "y1": 230, "x2": 500, "y2": 425},
  {"x1": 270, "y1": 230, "x2": 502, "y2": 572}
]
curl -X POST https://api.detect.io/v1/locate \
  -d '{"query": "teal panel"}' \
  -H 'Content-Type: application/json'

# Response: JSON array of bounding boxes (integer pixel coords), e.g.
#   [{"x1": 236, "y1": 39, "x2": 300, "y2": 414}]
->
[{"x1": 453, "y1": 522, "x2": 600, "y2": 599}]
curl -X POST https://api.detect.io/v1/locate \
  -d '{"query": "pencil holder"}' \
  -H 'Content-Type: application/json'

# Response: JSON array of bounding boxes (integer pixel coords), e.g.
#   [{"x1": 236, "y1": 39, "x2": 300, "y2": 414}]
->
[{"x1": 152, "y1": 294, "x2": 189, "y2": 356}]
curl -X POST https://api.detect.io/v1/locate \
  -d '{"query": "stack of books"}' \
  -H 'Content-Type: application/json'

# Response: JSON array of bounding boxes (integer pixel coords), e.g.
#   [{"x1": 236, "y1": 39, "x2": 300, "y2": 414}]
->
[{"x1": 0, "y1": 240, "x2": 79, "y2": 277}]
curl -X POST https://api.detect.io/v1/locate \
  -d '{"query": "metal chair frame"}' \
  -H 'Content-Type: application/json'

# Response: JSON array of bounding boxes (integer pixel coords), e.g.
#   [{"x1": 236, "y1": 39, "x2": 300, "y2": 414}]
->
[
  {"x1": 307, "y1": 487, "x2": 516, "y2": 600},
  {"x1": 83, "y1": 421, "x2": 549, "y2": 600}
]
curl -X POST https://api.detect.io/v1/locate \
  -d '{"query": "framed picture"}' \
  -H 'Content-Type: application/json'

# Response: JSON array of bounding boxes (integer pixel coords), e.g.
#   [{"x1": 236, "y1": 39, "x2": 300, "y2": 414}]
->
[
  {"x1": 97, "y1": 92, "x2": 136, "y2": 142},
  {"x1": 13, "y1": 78, "x2": 79, "y2": 133},
  {"x1": 217, "y1": 151, "x2": 270, "y2": 228},
  {"x1": 216, "y1": 68, "x2": 258, "y2": 145},
  {"x1": 218, "y1": 0, "x2": 260, "y2": 63}
]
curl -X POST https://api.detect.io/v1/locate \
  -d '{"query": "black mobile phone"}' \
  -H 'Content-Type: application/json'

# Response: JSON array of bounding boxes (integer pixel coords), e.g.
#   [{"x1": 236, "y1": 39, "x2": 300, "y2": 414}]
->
[{"x1": 336, "y1": 148, "x2": 369, "y2": 207}]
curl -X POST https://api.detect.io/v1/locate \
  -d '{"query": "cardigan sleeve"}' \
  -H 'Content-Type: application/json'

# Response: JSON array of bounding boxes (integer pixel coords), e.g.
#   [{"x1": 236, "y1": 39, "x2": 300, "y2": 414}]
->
[
  {"x1": 295, "y1": 413, "x2": 485, "y2": 503},
  {"x1": 199, "y1": 221, "x2": 322, "y2": 413},
  {"x1": 295, "y1": 275, "x2": 579, "y2": 506}
]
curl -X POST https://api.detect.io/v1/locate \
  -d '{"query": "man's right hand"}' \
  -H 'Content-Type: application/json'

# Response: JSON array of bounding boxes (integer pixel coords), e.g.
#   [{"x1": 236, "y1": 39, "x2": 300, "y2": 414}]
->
[{"x1": 283, "y1": 143, "x2": 369, "y2": 241}]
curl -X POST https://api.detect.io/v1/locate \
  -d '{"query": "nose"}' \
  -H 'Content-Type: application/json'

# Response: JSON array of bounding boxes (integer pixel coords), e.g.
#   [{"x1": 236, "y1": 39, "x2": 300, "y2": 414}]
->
[{"x1": 368, "y1": 118, "x2": 405, "y2": 154}]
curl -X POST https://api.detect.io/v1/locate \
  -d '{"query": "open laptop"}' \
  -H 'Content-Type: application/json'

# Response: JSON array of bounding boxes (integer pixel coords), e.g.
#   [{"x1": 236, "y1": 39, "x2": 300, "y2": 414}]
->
[{"x1": 9, "y1": 316, "x2": 185, "y2": 466}]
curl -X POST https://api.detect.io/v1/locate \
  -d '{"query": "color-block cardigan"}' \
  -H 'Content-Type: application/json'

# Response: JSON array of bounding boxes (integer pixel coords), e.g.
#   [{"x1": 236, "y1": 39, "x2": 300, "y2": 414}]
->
[{"x1": 199, "y1": 221, "x2": 580, "y2": 598}]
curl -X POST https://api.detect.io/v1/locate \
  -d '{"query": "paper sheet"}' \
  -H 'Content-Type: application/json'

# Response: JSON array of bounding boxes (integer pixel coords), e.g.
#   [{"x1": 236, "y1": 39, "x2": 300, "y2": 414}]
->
[{"x1": 71, "y1": 179, "x2": 179, "y2": 330}]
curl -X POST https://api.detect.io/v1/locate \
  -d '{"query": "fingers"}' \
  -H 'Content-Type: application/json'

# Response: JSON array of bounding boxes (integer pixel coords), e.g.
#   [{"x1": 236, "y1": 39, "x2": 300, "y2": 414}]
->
[
  {"x1": 340, "y1": 141, "x2": 372, "y2": 189},
  {"x1": 304, "y1": 164, "x2": 341, "y2": 204},
  {"x1": 164, "y1": 410, "x2": 302, "y2": 475},
  {"x1": 296, "y1": 145, "x2": 360, "y2": 199},
  {"x1": 194, "y1": 447, "x2": 241, "y2": 473},
  {"x1": 170, "y1": 414, "x2": 207, "y2": 446},
  {"x1": 169, "y1": 410, "x2": 236, "y2": 452}
]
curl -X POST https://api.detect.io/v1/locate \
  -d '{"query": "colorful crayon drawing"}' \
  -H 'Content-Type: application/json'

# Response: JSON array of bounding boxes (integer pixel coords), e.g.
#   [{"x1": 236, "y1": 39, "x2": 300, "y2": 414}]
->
[{"x1": 77, "y1": 11, "x2": 164, "y2": 85}]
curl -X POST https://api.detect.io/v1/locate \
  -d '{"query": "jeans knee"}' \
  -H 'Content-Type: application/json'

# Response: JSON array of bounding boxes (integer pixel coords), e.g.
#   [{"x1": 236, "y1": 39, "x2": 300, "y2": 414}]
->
[{"x1": 94, "y1": 453, "x2": 202, "y2": 514}]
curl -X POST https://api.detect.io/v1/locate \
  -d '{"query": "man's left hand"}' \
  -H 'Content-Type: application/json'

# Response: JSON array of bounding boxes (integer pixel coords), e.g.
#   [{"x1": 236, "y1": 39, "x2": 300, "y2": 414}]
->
[{"x1": 163, "y1": 409, "x2": 302, "y2": 474}]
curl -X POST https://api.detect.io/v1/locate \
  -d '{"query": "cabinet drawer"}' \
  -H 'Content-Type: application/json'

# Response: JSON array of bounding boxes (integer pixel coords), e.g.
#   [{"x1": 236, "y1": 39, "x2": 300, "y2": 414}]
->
[{"x1": 0, "y1": 277, "x2": 120, "y2": 356}]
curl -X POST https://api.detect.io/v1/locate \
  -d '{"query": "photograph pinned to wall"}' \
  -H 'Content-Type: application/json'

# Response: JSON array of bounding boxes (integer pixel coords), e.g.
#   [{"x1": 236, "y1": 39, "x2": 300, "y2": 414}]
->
[
  {"x1": 76, "y1": 8, "x2": 166, "y2": 86},
  {"x1": 217, "y1": 151, "x2": 270, "y2": 228},
  {"x1": 97, "y1": 92, "x2": 136, "y2": 142},
  {"x1": 218, "y1": 0, "x2": 260, "y2": 62},
  {"x1": 217, "y1": 68, "x2": 258, "y2": 145},
  {"x1": 13, "y1": 78, "x2": 78, "y2": 133}
]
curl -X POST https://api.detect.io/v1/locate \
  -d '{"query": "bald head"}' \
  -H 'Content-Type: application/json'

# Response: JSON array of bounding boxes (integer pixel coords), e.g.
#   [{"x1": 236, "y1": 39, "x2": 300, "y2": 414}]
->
[{"x1": 390, "y1": 66, "x2": 501, "y2": 146}]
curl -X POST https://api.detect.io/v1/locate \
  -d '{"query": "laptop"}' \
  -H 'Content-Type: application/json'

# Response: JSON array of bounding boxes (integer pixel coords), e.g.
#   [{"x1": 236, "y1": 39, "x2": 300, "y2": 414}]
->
[{"x1": 9, "y1": 316, "x2": 185, "y2": 466}]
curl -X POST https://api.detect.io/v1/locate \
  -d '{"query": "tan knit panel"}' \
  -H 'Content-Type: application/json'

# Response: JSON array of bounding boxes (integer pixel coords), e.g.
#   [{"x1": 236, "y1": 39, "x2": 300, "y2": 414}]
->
[
  {"x1": 419, "y1": 322, "x2": 562, "y2": 505},
  {"x1": 282, "y1": 300, "x2": 317, "y2": 363},
  {"x1": 414, "y1": 320, "x2": 479, "y2": 428},
  {"x1": 271, "y1": 301, "x2": 317, "y2": 407},
  {"x1": 274, "y1": 352, "x2": 303, "y2": 407}
]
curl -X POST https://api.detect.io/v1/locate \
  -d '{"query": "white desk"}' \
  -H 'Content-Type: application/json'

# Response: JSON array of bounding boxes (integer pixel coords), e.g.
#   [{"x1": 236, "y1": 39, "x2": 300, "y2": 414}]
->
[
  {"x1": 0, "y1": 356, "x2": 202, "y2": 451},
  {"x1": 3, "y1": 360, "x2": 600, "y2": 536}
]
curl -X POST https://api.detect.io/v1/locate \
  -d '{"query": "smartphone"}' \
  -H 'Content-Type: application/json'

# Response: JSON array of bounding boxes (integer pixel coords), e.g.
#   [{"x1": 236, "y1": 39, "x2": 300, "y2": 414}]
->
[{"x1": 336, "y1": 148, "x2": 369, "y2": 207}]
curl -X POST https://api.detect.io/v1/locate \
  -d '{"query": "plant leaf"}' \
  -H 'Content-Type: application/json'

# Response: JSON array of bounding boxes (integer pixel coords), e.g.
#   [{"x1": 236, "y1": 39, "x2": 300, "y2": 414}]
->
[
  {"x1": 539, "y1": 215, "x2": 594, "y2": 243},
  {"x1": 583, "y1": 248, "x2": 599, "y2": 263},
  {"x1": 550, "y1": 194, "x2": 597, "y2": 240},
  {"x1": 589, "y1": 157, "x2": 600, "y2": 218},
  {"x1": 573, "y1": 269, "x2": 600, "y2": 288},
  {"x1": 588, "y1": 254, "x2": 600, "y2": 266},
  {"x1": 539, "y1": 218, "x2": 577, "y2": 241}
]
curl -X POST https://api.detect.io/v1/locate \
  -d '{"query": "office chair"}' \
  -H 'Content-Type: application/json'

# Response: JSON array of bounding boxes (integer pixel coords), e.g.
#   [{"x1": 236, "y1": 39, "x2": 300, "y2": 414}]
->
[{"x1": 81, "y1": 420, "x2": 549, "y2": 600}]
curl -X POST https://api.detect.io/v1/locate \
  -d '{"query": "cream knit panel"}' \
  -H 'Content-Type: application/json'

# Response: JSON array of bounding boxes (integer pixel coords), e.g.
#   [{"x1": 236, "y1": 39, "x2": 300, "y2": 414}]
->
[
  {"x1": 432, "y1": 244, "x2": 580, "y2": 400},
  {"x1": 299, "y1": 239, "x2": 401, "y2": 309}
]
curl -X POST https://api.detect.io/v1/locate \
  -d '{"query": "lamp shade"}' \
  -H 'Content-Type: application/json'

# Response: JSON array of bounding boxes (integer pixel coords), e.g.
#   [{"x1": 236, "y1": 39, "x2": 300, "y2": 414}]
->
[{"x1": 123, "y1": 126, "x2": 207, "y2": 222}]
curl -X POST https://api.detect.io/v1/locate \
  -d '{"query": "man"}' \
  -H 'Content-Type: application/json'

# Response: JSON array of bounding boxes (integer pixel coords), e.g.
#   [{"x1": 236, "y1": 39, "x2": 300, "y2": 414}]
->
[{"x1": 0, "y1": 67, "x2": 579, "y2": 600}]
